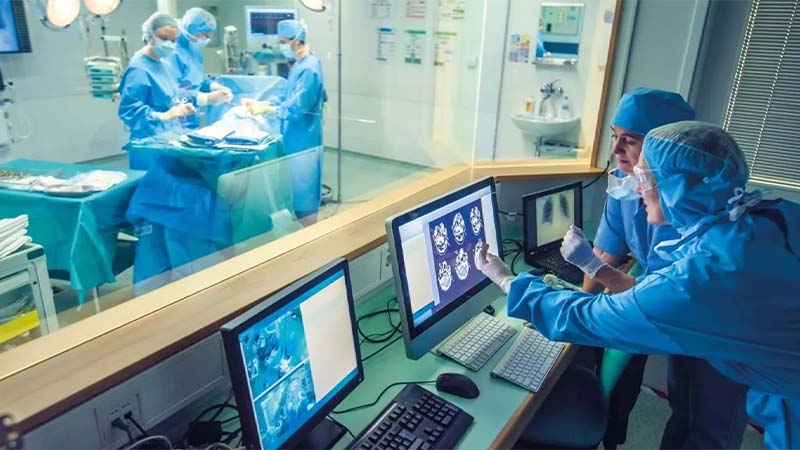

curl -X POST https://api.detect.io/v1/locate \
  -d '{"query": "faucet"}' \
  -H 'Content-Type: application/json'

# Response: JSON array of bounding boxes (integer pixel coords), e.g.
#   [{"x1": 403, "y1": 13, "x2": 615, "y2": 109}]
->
[{"x1": 536, "y1": 79, "x2": 564, "y2": 117}]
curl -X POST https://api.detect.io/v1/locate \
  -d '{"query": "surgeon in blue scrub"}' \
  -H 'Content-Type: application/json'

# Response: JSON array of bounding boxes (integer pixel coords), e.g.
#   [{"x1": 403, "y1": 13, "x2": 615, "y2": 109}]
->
[
  {"x1": 118, "y1": 13, "x2": 195, "y2": 144},
  {"x1": 479, "y1": 122, "x2": 800, "y2": 450},
  {"x1": 567, "y1": 88, "x2": 748, "y2": 449},
  {"x1": 244, "y1": 19, "x2": 326, "y2": 219},
  {"x1": 172, "y1": 7, "x2": 232, "y2": 128}
]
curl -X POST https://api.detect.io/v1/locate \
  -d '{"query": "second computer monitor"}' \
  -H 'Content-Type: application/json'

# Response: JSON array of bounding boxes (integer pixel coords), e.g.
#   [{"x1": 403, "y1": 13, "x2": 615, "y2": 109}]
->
[
  {"x1": 220, "y1": 258, "x2": 362, "y2": 449},
  {"x1": 386, "y1": 177, "x2": 503, "y2": 359}
]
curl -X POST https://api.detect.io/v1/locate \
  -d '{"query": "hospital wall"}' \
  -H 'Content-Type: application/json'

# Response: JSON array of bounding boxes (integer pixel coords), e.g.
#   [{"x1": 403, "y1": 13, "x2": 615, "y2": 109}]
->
[
  {"x1": 0, "y1": 0, "x2": 157, "y2": 164},
  {"x1": 493, "y1": 0, "x2": 609, "y2": 161}
]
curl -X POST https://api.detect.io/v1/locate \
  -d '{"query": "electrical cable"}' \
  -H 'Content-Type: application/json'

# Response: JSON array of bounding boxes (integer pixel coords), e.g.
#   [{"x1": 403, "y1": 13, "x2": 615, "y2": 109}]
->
[
  {"x1": 124, "y1": 412, "x2": 148, "y2": 438},
  {"x1": 356, "y1": 297, "x2": 400, "y2": 344},
  {"x1": 331, "y1": 380, "x2": 436, "y2": 415},
  {"x1": 361, "y1": 335, "x2": 402, "y2": 362},
  {"x1": 583, "y1": 158, "x2": 611, "y2": 190},
  {"x1": 111, "y1": 418, "x2": 135, "y2": 446},
  {"x1": 121, "y1": 434, "x2": 173, "y2": 450},
  {"x1": 327, "y1": 415, "x2": 355, "y2": 439}
]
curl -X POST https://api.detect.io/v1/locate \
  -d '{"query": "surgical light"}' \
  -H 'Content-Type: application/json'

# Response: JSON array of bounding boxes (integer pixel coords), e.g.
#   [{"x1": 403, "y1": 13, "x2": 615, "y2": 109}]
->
[
  {"x1": 84, "y1": 0, "x2": 121, "y2": 16},
  {"x1": 298, "y1": 0, "x2": 326, "y2": 12},
  {"x1": 44, "y1": 0, "x2": 80, "y2": 28}
]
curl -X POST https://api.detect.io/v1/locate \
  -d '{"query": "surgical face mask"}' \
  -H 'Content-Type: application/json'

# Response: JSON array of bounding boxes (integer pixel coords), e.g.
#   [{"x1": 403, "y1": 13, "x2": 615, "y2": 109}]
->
[
  {"x1": 152, "y1": 38, "x2": 176, "y2": 58},
  {"x1": 192, "y1": 37, "x2": 210, "y2": 49},
  {"x1": 279, "y1": 42, "x2": 293, "y2": 55},
  {"x1": 606, "y1": 174, "x2": 641, "y2": 201}
]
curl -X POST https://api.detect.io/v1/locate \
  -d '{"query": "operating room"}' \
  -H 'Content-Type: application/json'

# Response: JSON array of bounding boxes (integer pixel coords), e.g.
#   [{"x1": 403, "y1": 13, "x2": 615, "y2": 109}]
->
[{"x1": 0, "y1": 0, "x2": 798, "y2": 449}]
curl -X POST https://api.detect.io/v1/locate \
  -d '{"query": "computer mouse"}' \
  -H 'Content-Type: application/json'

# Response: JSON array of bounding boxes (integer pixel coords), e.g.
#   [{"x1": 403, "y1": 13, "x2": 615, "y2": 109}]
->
[{"x1": 435, "y1": 373, "x2": 480, "y2": 399}]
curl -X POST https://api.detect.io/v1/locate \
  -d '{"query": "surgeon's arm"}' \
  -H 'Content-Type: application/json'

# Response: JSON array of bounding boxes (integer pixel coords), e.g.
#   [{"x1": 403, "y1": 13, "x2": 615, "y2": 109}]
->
[
  {"x1": 118, "y1": 69, "x2": 165, "y2": 134},
  {"x1": 508, "y1": 273, "x2": 685, "y2": 355},
  {"x1": 582, "y1": 249, "x2": 635, "y2": 293}
]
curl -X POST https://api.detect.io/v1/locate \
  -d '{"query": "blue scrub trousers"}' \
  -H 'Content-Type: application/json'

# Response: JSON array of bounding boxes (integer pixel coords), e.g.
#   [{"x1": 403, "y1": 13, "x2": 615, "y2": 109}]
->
[{"x1": 660, "y1": 355, "x2": 749, "y2": 449}]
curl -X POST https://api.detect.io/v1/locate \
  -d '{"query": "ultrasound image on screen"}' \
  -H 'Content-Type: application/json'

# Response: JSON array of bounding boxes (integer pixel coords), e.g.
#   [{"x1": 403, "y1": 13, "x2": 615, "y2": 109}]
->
[{"x1": 427, "y1": 199, "x2": 487, "y2": 312}]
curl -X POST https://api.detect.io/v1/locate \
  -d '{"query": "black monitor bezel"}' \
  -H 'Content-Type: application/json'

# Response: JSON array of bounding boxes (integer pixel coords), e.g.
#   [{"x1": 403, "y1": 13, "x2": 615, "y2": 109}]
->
[
  {"x1": 388, "y1": 176, "x2": 503, "y2": 342},
  {"x1": 220, "y1": 258, "x2": 363, "y2": 450},
  {"x1": 522, "y1": 181, "x2": 583, "y2": 257},
  {"x1": 1, "y1": 0, "x2": 33, "y2": 54}
]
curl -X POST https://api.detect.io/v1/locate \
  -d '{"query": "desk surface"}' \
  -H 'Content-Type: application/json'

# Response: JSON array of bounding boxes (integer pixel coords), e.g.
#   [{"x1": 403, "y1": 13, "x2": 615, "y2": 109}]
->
[{"x1": 333, "y1": 284, "x2": 576, "y2": 449}]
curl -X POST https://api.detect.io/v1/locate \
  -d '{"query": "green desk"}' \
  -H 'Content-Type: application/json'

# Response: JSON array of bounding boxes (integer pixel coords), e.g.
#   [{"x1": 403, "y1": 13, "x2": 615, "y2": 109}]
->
[{"x1": 332, "y1": 284, "x2": 577, "y2": 449}]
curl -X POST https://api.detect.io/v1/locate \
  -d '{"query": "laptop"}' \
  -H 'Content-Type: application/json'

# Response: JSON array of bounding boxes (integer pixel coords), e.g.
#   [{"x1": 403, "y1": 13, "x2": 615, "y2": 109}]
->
[{"x1": 522, "y1": 181, "x2": 586, "y2": 286}]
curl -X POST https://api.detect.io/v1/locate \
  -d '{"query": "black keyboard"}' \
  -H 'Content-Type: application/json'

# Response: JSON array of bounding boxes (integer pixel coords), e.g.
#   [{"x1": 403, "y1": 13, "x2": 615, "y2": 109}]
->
[
  {"x1": 346, "y1": 384, "x2": 474, "y2": 450},
  {"x1": 541, "y1": 253, "x2": 570, "y2": 269}
]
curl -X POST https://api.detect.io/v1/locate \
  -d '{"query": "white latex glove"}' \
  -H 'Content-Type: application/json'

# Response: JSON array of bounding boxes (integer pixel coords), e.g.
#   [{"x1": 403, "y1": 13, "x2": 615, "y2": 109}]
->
[
  {"x1": 476, "y1": 244, "x2": 515, "y2": 294},
  {"x1": 159, "y1": 103, "x2": 195, "y2": 121},
  {"x1": 244, "y1": 100, "x2": 277, "y2": 116},
  {"x1": 210, "y1": 82, "x2": 232, "y2": 97},
  {"x1": 560, "y1": 225, "x2": 607, "y2": 277}
]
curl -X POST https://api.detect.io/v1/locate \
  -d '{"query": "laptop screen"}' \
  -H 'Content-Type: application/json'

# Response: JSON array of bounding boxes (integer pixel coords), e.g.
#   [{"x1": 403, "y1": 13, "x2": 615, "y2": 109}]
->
[{"x1": 523, "y1": 182, "x2": 583, "y2": 254}]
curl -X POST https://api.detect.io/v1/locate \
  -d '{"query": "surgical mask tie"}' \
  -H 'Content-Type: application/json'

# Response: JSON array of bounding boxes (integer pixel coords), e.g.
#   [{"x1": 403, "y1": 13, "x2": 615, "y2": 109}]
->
[
  {"x1": 606, "y1": 174, "x2": 641, "y2": 201},
  {"x1": 727, "y1": 188, "x2": 764, "y2": 221}
]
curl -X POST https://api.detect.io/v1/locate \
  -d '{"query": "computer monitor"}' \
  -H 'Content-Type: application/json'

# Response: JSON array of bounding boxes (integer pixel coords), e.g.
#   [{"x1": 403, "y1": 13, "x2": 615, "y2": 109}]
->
[
  {"x1": 522, "y1": 181, "x2": 582, "y2": 257},
  {"x1": 386, "y1": 177, "x2": 503, "y2": 359},
  {"x1": 221, "y1": 258, "x2": 363, "y2": 450},
  {"x1": 245, "y1": 7, "x2": 296, "y2": 49},
  {"x1": 0, "y1": 0, "x2": 32, "y2": 54}
]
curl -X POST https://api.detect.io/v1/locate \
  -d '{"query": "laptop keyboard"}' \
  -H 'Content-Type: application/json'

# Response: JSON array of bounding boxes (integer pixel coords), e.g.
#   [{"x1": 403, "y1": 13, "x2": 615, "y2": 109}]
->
[{"x1": 541, "y1": 253, "x2": 571, "y2": 269}]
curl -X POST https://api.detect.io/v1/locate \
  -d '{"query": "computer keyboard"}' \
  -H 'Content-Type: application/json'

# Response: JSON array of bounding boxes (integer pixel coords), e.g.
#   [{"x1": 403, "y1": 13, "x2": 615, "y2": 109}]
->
[
  {"x1": 490, "y1": 327, "x2": 565, "y2": 392},
  {"x1": 347, "y1": 384, "x2": 474, "y2": 450},
  {"x1": 541, "y1": 253, "x2": 570, "y2": 269},
  {"x1": 438, "y1": 312, "x2": 517, "y2": 371}
]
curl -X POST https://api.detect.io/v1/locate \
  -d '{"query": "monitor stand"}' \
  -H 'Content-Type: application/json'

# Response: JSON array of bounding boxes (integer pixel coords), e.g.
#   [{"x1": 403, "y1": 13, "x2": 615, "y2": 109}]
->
[{"x1": 292, "y1": 417, "x2": 347, "y2": 450}]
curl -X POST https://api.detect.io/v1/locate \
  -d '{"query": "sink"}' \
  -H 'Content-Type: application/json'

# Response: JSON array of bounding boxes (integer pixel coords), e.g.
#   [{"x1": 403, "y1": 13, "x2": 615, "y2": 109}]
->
[{"x1": 510, "y1": 113, "x2": 580, "y2": 138}]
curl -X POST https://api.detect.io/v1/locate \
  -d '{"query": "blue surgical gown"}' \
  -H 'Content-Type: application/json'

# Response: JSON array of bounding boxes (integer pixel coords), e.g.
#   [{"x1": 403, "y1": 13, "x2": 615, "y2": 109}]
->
[
  {"x1": 507, "y1": 201, "x2": 800, "y2": 449},
  {"x1": 277, "y1": 52, "x2": 326, "y2": 155},
  {"x1": 171, "y1": 33, "x2": 212, "y2": 93},
  {"x1": 118, "y1": 51, "x2": 184, "y2": 141},
  {"x1": 594, "y1": 169, "x2": 680, "y2": 271}
]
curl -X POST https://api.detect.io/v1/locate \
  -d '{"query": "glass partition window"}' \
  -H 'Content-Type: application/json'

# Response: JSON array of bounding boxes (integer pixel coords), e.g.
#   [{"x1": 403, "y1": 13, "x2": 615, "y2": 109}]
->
[{"x1": 0, "y1": 0, "x2": 618, "y2": 389}]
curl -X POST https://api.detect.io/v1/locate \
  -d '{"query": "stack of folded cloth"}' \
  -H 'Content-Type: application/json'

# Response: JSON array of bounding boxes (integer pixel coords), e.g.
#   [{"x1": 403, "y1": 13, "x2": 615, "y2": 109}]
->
[
  {"x1": 184, "y1": 125, "x2": 236, "y2": 146},
  {"x1": 0, "y1": 215, "x2": 32, "y2": 259},
  {"x1": 223, "y1": 129, "x2": 273, "y2": 146}
]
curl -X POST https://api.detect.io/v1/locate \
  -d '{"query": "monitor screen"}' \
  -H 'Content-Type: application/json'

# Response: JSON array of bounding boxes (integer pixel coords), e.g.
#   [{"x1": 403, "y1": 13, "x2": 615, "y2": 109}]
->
[
  {"x1": 0, "y1": 0, "x2": 32, "y2": 54},
  {"x1": 221, "y1": 259, "x2": 362, "y2": 450},
  {"x1": 386, "y1": 177, "x2": 503, "y2": 359},
  {"x1": 247, "y1": 8, "x2": 296, "y2": 36},
  {"x1": 523, "y1": 181, "x2": 583, "y2": 252}
]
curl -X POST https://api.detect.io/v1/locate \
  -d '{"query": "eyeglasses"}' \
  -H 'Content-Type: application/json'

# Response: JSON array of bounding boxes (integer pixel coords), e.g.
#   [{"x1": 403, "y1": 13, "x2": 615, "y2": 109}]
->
[{"x1": 633, "y1": 165, "x2": 657, "y2": 191}]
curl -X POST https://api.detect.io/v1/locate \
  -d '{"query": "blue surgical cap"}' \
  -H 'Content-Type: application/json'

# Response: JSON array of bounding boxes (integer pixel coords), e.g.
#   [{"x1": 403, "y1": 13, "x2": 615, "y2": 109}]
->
[
  {"x1": 141, "y1": 12, "x2": 178, "y2": 43},
  {"x1": 643, "y1": 121, "x2": 749, "y2": 231},
  {"x1": 611, "y1": 87, "x2": 696, "y2": 137},
  {"x1": 277, "y1": 19, "x2": 307, "y2": 41},
  {"x1": 181, "y1": 7, "x2": 217, "y2": 35}
]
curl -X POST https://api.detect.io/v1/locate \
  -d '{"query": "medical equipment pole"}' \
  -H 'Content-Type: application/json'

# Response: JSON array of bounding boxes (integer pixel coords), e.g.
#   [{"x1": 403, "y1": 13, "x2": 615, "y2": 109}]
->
[{"x1": 336, "y1": 0, "x2": 342, "y2": 203}]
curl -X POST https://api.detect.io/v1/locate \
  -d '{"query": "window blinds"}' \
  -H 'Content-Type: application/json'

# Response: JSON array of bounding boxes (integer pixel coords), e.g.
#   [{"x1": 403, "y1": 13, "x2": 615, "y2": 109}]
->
[{"x1": 724, "y1": 0, "x2": 800, "y2": 189}]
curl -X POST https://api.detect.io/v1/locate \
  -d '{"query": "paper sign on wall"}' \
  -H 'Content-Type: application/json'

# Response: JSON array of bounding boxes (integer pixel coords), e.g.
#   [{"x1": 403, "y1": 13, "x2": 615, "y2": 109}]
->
[
  {"x1": 377, "y1": 27, "x2": 396, "y2": 61},
  {"x1": 404, "y1": 29, "x2": 426, "y2": 64},
  {"x1": 406, "y1": 0, "x2": 426, "y2": 18},
  {"x1": 508, "y1": 34, "x2": 531, "y2": 63},
  {"x1": 434, "y1": 31, "x2": 456, "y2": 66},
  {"x1": 438, "y1": 0, "x2": 465, "y2": 20},
  {"x1": 368, "y1": 0, "x2": 392, "y2": 19}
]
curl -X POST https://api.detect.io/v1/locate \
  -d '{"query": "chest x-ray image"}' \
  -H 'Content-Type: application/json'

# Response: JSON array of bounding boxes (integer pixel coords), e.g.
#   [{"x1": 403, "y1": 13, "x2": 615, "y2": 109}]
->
[{"x1": 536, "y1": 192, "x2": 574, "y2": 246}]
